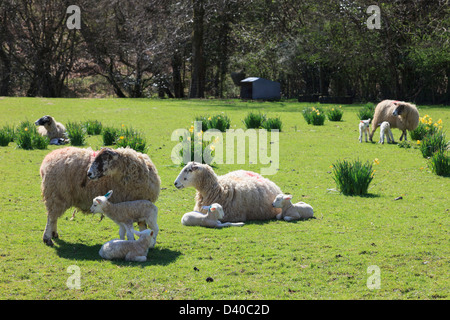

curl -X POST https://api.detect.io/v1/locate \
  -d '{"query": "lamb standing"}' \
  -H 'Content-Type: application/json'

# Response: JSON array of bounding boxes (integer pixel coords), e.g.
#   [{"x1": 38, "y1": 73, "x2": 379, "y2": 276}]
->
[
  {"x1": 181, "y1": 203, "x2": 245, "y2": 228},
  {"x1": 359, "y1": 119, "x2": 371, "y2": 143},
  {"x1": 90, "y1": 190, "x2": 158, "y2": 244},
  {"x1": 272, "y1": 194, "x2": 314, "y2": 221},
  {"x1": 99, "y1": 229, "x2": 155, "y2": 262},
  {"x1": 174, "y1": 162, "x2": 282, "y2": 222},
  {"x1": 379, "y1": 121, "x2": 394, "y2": 144},
  {"x1": 40, "y1": 147, "x2": 161, "y2": 246},
  {"x1": 35, "y1": 115, "x2": 67, "y2": 144},
  {"x1": 369, "y1": 100, "x2": 419, "y2": 142}
]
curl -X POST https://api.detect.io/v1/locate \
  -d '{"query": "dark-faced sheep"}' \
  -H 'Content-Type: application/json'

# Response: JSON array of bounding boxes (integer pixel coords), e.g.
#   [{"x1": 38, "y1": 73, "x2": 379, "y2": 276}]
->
[
  {"x1": 35, "y1": 115, "x2": 67, "y2": 143},
  {"x1": 174, "y1": 162, "x2": 282, "y2": 222},
  {"x1": 40, "y1": 147, "x2": 161, "y2": 246},
  {"x1": 369, "y1": 100, "x2": 419, "y2": 142}
]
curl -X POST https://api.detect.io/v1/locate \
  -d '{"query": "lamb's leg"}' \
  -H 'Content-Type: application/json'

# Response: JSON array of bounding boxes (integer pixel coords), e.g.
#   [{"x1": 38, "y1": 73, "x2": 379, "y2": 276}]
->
[
  {"x1": 283, "y1": 216, "x2": 295, "y2": 222},
  {"x1": 125, "y1": 252, "x2": 147, "y2": 262},
  {"x1": 217, "y1": 222, "x2": 245, "y2": 227},
  {"x1": 123, "y1": 223, "x2": 135, "y2": 241},
  {"x1": 145, "y1": 219, "x2": 159, "y2": 247}
]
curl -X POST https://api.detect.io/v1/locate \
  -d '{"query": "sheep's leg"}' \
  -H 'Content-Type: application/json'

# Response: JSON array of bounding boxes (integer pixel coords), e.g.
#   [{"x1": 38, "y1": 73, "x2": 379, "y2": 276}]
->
[
  {"x1": 118, "y1": 224, "x2": 128, "y2": 240},
  {"x1": 369, "y1": 124, "x2": 378, "y2": 142},
  {"x1": 389, "y1": 131, "x2": 395, "y2": 143},
  {"x1": 145, "y1": 220, "x2": 159, "y2": 247},
  {"x1": 42, "y1": 198, "x2": 68, "y2": 246},
  {"x1": 283, "y1": 216, "x2": 295, "y2": 222},
  {"x1": 126, "y1": 253, "x2": 147, "y2": 262},
  {"x1": 123, "y1": 222, "x2": 136, "y2": 241}
]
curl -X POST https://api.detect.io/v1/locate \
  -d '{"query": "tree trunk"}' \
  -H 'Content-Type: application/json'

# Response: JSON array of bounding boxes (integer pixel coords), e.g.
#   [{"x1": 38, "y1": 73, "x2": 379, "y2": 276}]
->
[{"x1": 189, "y1": 0, "x2": 205, "y2": 98}]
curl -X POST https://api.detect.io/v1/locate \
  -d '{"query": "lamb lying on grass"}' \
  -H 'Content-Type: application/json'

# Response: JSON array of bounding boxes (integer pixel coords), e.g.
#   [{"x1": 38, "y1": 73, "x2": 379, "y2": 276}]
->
[
  {"x1": 99, "y1": 229, "x2": 155, "y2": 262},
  {"x1": 379, "y1": 121, "x2": 394, "y2": 144},
  {"x1": 181, "y1": 203, "x2": 245, "y2": 228},
  {"x1": 90, "y1": 190, "x2": 158, "y2": 245},
  {"x1": 359, "y1": 119, "x2": 371, "y2": 143},
  {"x1": 272, "y1": 194, "x2": 314, "y2": 221}
]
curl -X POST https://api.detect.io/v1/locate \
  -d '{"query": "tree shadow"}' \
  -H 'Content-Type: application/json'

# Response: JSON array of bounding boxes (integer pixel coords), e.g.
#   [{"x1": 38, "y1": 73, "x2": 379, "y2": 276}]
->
[{"x1": 53, "y1": 239, "x2": 181, "y2": 266}]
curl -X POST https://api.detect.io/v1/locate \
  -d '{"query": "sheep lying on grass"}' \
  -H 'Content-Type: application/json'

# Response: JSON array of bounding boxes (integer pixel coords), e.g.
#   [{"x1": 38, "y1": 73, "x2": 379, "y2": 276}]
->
[
  {"x1": 359, "y1": 119, "x2": 371, "y2": 143},
  {"x1": 90, "y1": 190, "x2": 158, "y2": 245},
  {"x1": 99, "y1": 229, "x2": 155, "y2": 262},
  {"x1": 174, "y1": 162, "x2": 282, "y2": 222},
  {"x1": 272, "y1": 194, "x2": 314, "y2": 221},
  {"x1": 379, "y1": 121, "x2": 394, "y2": 144},
  {"x1": 181, "y1": 203, "x2": 245, "y2": 228},
  {"x1": 40, "y1": 146, "x2": 161, "y2": 246},
  {"x1": 369, "y1": 100, "x2": 419, "y2": 142},
  {"x1": 35, "y1": 115, "x2": 67, "y2": 144}
]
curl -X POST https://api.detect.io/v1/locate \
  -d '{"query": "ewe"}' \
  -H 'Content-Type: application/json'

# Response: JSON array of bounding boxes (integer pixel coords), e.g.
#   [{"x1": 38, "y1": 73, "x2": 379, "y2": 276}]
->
[
  {"x1": 272, "y1": 194, "x2": 314, "y2": 221},
  {"x1": 359, "y1": 119, "x2": 371, "y2": 143},
  {"x1": 174, "y1": 162, "x2": 282, "y2": 222},
  {"x1": 90, "y1": 190, "x2": 158, "y2": 244},
  {"x1": 34, "y1": 115, "x2": 67, "y2": 144},
  {"x1": 99, "y1": 229, "x2": 155, "y2": 262},
  {"x1": 369, "y1": 100, "x2": 419, "y2": 142},
  {"x1": 181, "y1": 203, "x2": 245, "y2": 228},
  {"x1": 40, "y1": 147, "x2": 160, "y2": 246}
]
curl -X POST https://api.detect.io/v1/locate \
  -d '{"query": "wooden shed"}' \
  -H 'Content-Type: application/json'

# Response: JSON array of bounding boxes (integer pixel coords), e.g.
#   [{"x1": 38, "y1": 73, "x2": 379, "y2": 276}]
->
[{"x1": 240, "y1": 77, "x2": 281, "y2": 100}]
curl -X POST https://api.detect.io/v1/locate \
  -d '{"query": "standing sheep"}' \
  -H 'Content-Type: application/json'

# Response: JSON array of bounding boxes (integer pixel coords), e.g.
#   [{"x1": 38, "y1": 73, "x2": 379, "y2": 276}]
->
[
  {"x1": 272, "y1": 194, "x2": 314, "y2": 221},
  {"x1": 359, "y1": 119, "x2": 371, "y2": 143},
  {"x1": 40, "y1": 146, "x2": 161, "y2": 246},
  {"x1": 379, "y1": 121, "x2": 394, "y2": 144},
  {"x1": 99, "y1": 229, "x2": 155, "y2": 262},
  {"x1": 174, "y1": 162, "x2": 282, "y2": 222},
  {"x1": 369, "y1": 100, "x2": 419, "y2": 142},
  {"x1": 35, "y1": 115, "x2": 67, "y2": 144},
  {"x1": 90, "y1": 190, "x2": 159, "y2": 244},
  {"x1": 181, "y1": 203, "x2": 245, "y2": 228}
]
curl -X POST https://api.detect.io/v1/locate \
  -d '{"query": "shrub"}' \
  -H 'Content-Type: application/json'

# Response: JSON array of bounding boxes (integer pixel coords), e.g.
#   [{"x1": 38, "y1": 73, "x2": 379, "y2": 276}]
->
[
  {"x1": 357, "y1": 103, "x2": 375, "y2": 120},
  {"x1": 243, "y1": 112, "x2": 267, "y2": 129},
  {"x1": 208, "y1": 114, "x2": 231, "y2": 132},
  {"x1": 410, "y1": 115, "x2": 442, "y2": 141},
  {"x1": 0, "y1": 125, "x2": 15, "y2": 146},
  {"x1": 429, "y1": 150, "x2": 450, "y2": 177},
  {"x1": 327, "y1": 106, "x2": 344, "y2": 121},
  {"x1": 115, "y1": 126, "x2": 147, "y2": 152},
  {"x1": 15, "y1": 120, "x2": 48, "y2": 150},
  {"x1": 332, "y1": 159, "x2": 374, "y2": 196},
  {"x1": 84, "y1": 120, "x2": 103, "y2": 135},
  {"x1": 102, "y1": 126, "x2": 120, "y2": 146},
  {"x1": 419, "y1": 129, "x2": 447, "y2": 158},
  {"x1": 179, "y1": 126, "x2": 215, "y2": 165},
  {"x1": 66, "y1": 122, "x2": 87, "y2": 146},
  {"x1": 262, "y1": 116, "x2": 283, "y2": 132},
  {"x1": 302, "y1": 106, "x2": 325, "y2": 125}
]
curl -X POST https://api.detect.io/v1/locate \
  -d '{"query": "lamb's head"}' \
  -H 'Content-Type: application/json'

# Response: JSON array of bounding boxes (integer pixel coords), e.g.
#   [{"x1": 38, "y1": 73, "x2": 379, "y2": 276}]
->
[
  {"x1": 90, "y1": 190, "x2": 113, "y2": 214},
  {"x1": 359, "y1": 119, "x2": 371, "y2": 128},
  {"x1": 87, "y1": 148, "x2": 119, "y2": 180},
  {"x1": 206, "y1": 203, "x2": 225, "y2": 220},
  {"x1": 35, "y1": 115, "x2": 54, "y2": 127},
  {"x1": 174, "y1": 162, "x2": 202, "y2": 189},
  {"x1": 272, "y1": 194, "x2": 292, "y2": 208}
]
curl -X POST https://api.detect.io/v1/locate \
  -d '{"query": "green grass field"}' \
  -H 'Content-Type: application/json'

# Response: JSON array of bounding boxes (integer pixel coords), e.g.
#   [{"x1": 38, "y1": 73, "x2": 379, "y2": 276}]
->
[{"x1": 0, "y1": 97, "x2": 448, "y2": 300}]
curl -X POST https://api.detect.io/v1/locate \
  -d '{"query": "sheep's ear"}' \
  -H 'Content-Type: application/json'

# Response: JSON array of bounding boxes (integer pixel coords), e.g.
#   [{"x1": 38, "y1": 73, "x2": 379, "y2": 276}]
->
[
  {"x1": 104, "y1": 190, "x2": 113, "y2": 199},
  {"x1": 284, "y1": 195, "x2": 292, "y2": 200},
  {"x1": 210, "y1": 207, "x2": 216, "y2": 211},
  {"x1": 191, "y1": 163, "x2": 199, "y2": 171},
  {"x1": 95, "y1": 198, "x2": 102, "y2": 204},
  {"x1": 150, "y1": 230, "x2": 154, "y2": 237}
]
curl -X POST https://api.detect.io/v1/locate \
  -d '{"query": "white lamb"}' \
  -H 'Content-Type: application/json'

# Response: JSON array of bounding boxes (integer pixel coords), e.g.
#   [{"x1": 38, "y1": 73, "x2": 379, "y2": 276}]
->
[
  {"x1": 99, "y1": 229, "x2": 155, "y2": 262},
  {"x1": 272, "y1": 194, "x2": 314, "y2": 221},
  {"x1": 181, "y1": 203, "x2": 245, "y2": 228},
  {"x1": 90, "y1": 190, "x2": 158, "y2": 246},
  {"x1": 359, "y1": 118, "x2": 371, "y2": 143},
  {"x1": 379, "y1": 121, "x2": 394, "y2": 144}
]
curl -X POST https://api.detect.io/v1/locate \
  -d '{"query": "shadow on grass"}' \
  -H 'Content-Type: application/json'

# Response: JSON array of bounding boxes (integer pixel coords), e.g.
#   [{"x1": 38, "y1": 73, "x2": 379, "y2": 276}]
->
[{"x1": 53, "y1": 239, "x2": 181, "y2": 266}]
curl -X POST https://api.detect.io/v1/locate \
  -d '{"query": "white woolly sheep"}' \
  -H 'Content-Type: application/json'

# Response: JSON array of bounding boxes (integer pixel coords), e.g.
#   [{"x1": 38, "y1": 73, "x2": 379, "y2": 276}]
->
[
  {"x1": 90, "y1": 190, "x2": 158, "y2": 244},
  {"x1": 272, "y1": 194, "x2": 314, "y2": 221},
  {"x1": 359, "y1": 118, "x2": 371, "y2": 143},
  {"x1": 99, "y1": 229, "x2": 155, "y2": 262},
  {"x1": 369, "y1": 100, "x2": 419, "y2": 142},
  {"x1": 35, "y1": 115, "x2": 67, "y2": 144},
  {"x1": 174, "y1": 162, "x2": 282, "y2": 222},
  {"x1": 40, "y1": 146, "x2": 161, "y2": 246},
  {"x1": 379, "y1": 121, "x2": 394, "y2": 144},
  {"x1": 181, "y1": 203, "x2": 245, "y2": 228}
]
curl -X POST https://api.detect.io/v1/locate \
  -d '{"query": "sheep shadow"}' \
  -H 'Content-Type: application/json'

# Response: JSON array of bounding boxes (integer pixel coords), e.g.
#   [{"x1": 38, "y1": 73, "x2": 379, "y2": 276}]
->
[{"x1": 53, "y1": 239, "x2": 181, "y2": 266}]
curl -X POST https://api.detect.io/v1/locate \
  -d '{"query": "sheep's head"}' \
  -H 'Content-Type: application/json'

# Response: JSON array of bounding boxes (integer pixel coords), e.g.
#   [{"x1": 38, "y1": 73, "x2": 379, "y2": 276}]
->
[
  {"x1": 90, "y1": 190, "x2": 113, "y2": 214},
  {"x1": 272, "y1": 194, "x2": 292, "y2": 208},
  {"x1": 87, "y1": 148, "x2": 119, "y2": 180},
  {"x1": 174, "y1": 162, "x2": 202, "y2": 189},
  {"x1": 392, "y1": 101, "x2": 416, "y2": 117},
  {"x1": 360, "y1": 118, "x2": 371, "y2": 128},
  {"x1": 206, "y1": 203, "x2": 225, "y2": 220},
  {"x1": 35, "y1": 115, "x2": 54, "y2": 127}
]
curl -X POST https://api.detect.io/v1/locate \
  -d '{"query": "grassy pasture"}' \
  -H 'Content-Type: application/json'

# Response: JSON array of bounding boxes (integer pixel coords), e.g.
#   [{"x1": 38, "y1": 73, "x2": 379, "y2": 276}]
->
[{"x1": 0, "y1": 97, "x2": 448, "y2": 300}]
